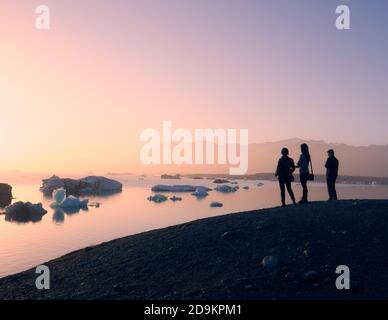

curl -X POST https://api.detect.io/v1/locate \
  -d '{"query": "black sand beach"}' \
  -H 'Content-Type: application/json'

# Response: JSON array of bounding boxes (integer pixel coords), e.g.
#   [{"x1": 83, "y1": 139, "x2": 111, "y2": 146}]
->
[{"x1": 1, "y1": 199, "x2": 388, "y2": 300}]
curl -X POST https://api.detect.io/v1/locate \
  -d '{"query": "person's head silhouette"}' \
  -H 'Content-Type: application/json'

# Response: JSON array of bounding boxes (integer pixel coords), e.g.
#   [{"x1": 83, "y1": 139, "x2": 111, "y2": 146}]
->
[
  {"x1": 328, "y1": 149, "x2": 335, "y2": 157},
  {"x1": 300, "y1": 143, "x2": 311, "y2": 161},
  {"x1": 281, "y1": 147, "x2": 289, "y2": 156}
]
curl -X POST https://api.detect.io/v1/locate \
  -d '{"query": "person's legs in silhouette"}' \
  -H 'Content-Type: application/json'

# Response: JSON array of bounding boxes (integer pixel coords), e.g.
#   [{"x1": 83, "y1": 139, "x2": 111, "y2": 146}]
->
[
  {"x1": 327, "y1": 177, "x2": 332, "y2": 200},
  {"x1": 332, "y1": 177, "x2": 338, "y2": 200},
  {"x1": 285, "y1": 181, "x2": 296, "y2": 205},
  {"x1": 327, "y1": 176, "x2": 338, "y2": 200},
  {"x1": 279, "y1": 180, "x2": 286, "y2": 206},
  {"x1": 299, "y1": 174, "x2": 308, "y2": 203}
]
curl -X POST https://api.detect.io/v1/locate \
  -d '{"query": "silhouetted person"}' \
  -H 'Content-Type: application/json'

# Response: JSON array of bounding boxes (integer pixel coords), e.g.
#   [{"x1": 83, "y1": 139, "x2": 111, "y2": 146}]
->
[
  {"x1": 296, "y1": 143, "x2": 313, "y2": 204},
  {"x1": 275, "y1": 148, "x2": 296, "y2": 207},
  {"x1": 325, "y1": 149, "x2": 339, "y2": 200}
]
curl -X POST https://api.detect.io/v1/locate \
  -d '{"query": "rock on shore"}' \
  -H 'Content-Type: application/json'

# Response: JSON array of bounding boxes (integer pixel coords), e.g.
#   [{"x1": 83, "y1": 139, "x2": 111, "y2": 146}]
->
[{"x1": 0, "y1": 183, "x2": 12, "y2": 207}]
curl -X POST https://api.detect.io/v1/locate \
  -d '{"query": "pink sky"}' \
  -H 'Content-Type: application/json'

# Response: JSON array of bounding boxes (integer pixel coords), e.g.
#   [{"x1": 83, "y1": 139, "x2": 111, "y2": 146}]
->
[{"x1": 1, "y1": 1, "x2": 387, "y2": 174}]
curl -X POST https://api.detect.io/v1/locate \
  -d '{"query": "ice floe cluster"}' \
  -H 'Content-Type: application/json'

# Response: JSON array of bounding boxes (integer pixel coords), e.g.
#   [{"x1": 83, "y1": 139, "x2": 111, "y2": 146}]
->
[{"x1": 147, "y1": 181, "x2": 266, "y2": 207}]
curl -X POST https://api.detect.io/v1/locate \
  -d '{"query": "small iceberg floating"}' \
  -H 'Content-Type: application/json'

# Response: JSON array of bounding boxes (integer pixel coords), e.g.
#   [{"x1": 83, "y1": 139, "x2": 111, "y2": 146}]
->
[
  {"x1": 151, "y1": 185, "x2": 211, "y2": 193},
  {"x1": 88, "y1": 202, "x2": 101, "y2": 208},
  {"x1": 148, "y1": 194, "x2": 168, "y2": 203},
  {"x1": 214, "y1": 185, "x2": 239, "y2": 193},
  {"x1": 169, "y1": 196, "x2": 182, "y2": 202},
  {"x1": 192, "y1": 187, "x2": 209, "y2": 199},
  {"x1": 210, "y1": 202, "x2": 223, "y2": 208},
  {"x1": 51, "y1": 188, "x2": 89, "y2": 209}
]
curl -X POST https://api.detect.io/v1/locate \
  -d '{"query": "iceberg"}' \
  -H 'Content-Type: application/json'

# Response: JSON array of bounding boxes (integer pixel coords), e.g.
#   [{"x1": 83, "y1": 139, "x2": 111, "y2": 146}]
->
[
  {"x1": 5, "y1": 201, "x2": 47, "y2": 223},
  {"x1": 53, "y1": 188, "x2": 66, "y2": 204},
  {"x1": 213, "y1": 179, "x2": 230, "y2": 184},
  {"x1": 210, "y1": 202, "x2": 223, "y2": 208},
  {"x1": 41, "y1": 175, "x2": 64, "y2": 193},
  {"x1": 161, "y1": 174, "x2": 181, "y2": 179},
  {"x1": 60, "y1": 196, "x2": 89, "y2": 208},
  {"x1": 78, "y1": 176, "x2": 123, "y2": 194},
  {"x1": 214, "y1": 185, "x2": 239, "y2": 193},
  {"x1": 148, "y1": 194, "x2": 168, "y2": 203},
  {"x1": 151, "y1": 185, "x2": 211, "y2": 193},
  {"x1": 51, "y1": 188, "x2": 89, "y2": 209},
  {"x1": 192, "y1": 187, "x2": 209, "y2": 198},
  {"x1": 169, "y1": 196, "x2": 182, "y2": 202},
  {"x1": 41, "y1": 175, "x2": 122, "y2": 195}
]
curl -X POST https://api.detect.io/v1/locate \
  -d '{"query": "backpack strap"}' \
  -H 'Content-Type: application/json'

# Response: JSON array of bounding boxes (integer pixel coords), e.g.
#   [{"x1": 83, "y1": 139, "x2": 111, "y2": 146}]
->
[{"x1": 310, "y1": 157, "x2": 314, "y2": 175}]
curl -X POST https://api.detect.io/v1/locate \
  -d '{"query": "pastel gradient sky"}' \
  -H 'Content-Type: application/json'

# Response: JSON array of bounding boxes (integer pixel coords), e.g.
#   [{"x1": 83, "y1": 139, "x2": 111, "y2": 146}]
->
[{"x1": 1, "y1": 0, "x2": 387, "y2": 174}]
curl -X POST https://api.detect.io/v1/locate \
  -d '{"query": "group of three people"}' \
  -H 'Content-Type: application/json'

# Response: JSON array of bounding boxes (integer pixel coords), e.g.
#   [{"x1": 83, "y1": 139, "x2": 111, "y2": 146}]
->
[{"x1": 275, "y1": 143, "x2": 339, "y2": 207}]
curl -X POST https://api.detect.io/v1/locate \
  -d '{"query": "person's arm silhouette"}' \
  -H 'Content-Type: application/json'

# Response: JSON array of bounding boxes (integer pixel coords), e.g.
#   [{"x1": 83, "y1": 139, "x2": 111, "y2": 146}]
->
[{"x1": 290, "y1": 159, "x2": 296, "y2": 173}]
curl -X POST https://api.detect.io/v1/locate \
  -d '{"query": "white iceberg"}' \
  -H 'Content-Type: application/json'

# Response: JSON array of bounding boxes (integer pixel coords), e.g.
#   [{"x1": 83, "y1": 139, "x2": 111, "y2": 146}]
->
[
  {"x1": 51, "y1": 188, "x2": 89, "y2": 209},
  {"x1": 60, "y1": 196, "x2": 89, "y2": 208},
  {"x1": 53, "y1": 188, "x2": 66, "y2": 204},
  {"x1": 214, "y1": 185, "x2": 239, "y2": 193}
]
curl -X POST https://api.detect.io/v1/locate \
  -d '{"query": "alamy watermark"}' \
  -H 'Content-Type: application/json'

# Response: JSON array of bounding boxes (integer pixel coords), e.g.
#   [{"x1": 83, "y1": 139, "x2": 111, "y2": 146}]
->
[
  {"x1": 33, "y1": 263, "x2": 350, "y2": 292},
  {"x1": 35, "y1": 5, "x2": 50, "y2": 30},
  {"x1": 336, "y1": 5, "x2": 351, "y2": 30},
  {"x1": 140, "y1": 121, "x2": 249, "y2": 175},
  {"x1": 35, "y1": 265, "x2": 50, "y2": 290},
  {"x1": 33, "y1": 4, "x2": 349, "y2": 32},
  {"x1": 335, "y1": 265, "x2": 350, "y2": 290}
]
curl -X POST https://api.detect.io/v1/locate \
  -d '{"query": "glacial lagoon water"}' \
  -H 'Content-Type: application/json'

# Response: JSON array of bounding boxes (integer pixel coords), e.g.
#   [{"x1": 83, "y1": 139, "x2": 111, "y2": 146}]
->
[{"x1": 1, "y1": 175, "x2": 388, "y2": 278}]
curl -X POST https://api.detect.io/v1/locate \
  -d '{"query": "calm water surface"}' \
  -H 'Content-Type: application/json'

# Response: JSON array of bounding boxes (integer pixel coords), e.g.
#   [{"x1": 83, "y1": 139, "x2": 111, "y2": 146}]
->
[{"x1": 0, "y1": 175, "x2": 387, "y2": 278}]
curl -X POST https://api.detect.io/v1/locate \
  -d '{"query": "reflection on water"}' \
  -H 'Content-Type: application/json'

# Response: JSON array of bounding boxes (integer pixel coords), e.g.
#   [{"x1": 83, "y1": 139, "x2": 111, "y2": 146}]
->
[
  {"x1": 52, "y1": 208, "x2": 65, "y2": 224},
  {"x1": 0, "y1": 175, "x2": 388, "y2": 278},
  {"x1": 52, "y1": 207, "x2": 89, "y2": 224},
  {"x1": 5, "y1": 210, "x2": 47, "y2": 224}
]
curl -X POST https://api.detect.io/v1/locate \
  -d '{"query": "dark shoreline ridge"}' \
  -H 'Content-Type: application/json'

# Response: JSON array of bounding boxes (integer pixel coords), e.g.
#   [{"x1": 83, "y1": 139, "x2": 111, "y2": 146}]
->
[{"x1": 1, "y1": 200, "x2": 388, "y2": 300}]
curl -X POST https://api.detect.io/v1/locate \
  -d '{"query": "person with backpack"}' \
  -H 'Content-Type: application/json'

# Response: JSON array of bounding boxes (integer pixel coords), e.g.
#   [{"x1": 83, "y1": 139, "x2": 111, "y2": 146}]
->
[{"x1": 296, "y1": 143, "x2": 314, "y2": 204}]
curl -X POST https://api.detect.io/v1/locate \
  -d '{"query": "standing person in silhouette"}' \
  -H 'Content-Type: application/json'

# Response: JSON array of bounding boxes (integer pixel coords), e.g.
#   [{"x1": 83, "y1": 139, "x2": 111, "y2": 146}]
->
[
  {"x1": 275, "y1": 148, "x2": 297, "y2": 207},
  {"x1": 296, "y1": 143, "x2": 313, "y2": 204},
  {"x1": 325, "y1": 149, "x2": 339, "y2": 200}
]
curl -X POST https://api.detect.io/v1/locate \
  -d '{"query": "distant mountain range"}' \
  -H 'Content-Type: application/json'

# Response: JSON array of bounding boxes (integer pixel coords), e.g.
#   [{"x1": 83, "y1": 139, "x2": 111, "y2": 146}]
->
[
  {"x1": 248, "y1": 138, "x2": 388, "y2": 177},
  {"x1": 140, "y1": 138, "x2": 388, "y2": 178}
]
